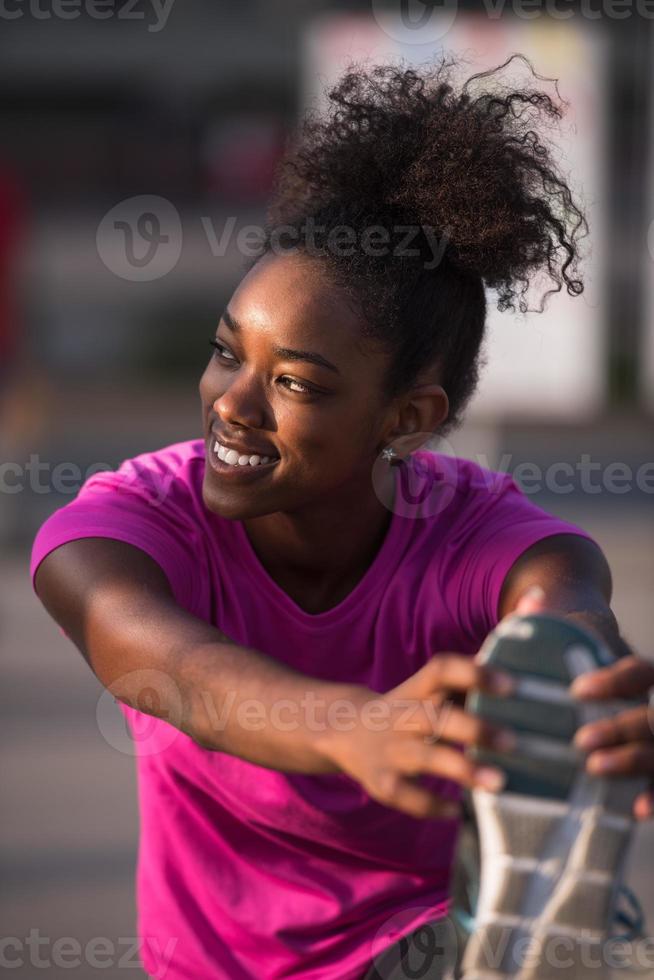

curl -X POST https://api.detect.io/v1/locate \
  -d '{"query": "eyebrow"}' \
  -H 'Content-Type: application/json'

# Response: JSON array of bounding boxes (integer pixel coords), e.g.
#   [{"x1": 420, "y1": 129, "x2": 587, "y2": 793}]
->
[{"x1": 220, "y1": 308, "x2": 341, "y2": 376}]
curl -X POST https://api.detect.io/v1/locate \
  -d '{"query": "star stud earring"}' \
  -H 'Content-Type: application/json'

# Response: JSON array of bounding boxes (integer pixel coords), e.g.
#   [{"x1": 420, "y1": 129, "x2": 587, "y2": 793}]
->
[{"x1": 381, "y1": 445, "x2": 398, "y2": 463}]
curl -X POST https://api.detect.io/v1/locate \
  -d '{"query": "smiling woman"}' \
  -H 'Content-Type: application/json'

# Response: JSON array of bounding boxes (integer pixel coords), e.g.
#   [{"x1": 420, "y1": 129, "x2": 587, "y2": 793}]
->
[{"x1": 29, "y1": 53, "x2": 654, "y2": 980}]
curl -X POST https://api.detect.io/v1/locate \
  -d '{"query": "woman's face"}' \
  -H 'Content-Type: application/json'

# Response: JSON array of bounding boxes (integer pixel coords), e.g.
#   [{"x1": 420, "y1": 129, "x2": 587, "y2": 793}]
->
[{"x1": 198, "y1": 250, "x2": 400, "y2": 521}]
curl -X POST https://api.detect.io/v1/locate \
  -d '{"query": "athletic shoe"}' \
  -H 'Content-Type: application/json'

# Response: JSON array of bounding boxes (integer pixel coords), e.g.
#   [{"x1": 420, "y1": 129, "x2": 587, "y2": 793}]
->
[{"x1": 459, "y1": 613, "x2": 649, "y2": 979}]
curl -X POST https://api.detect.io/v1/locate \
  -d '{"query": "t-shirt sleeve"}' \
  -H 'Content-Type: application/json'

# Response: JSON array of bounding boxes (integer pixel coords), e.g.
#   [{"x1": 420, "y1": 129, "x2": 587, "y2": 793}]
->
[
  {"x1": 30, "y1": 452, "x2": 203, "y2": 613},
  {"x1": 441, "y1": 468, "x2": 600, "y2": 646}
]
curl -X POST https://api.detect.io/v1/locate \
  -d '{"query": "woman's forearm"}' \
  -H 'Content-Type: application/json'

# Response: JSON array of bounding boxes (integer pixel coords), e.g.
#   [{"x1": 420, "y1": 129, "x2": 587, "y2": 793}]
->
[
  {"x1": 35, "y1": 538, "x2": 369, "y2": 775},
  {"x1": 96, "y1": 596, "x2": 370, "y2": 774},
  {"x1": 167, "y1": 640, "x2": 369, "y2": 773}
]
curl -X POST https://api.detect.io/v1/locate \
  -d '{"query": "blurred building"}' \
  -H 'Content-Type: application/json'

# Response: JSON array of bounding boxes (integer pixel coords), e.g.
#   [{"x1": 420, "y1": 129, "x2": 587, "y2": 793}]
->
[{"x1": 0, "y1": 0, "x2": 650, "y2": 550}]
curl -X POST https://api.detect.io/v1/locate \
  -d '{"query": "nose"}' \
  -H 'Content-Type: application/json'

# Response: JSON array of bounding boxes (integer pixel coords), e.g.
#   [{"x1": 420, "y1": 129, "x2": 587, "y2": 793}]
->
[{"x1": 212, "y1": 368, "x2": 267, "y2": 430}]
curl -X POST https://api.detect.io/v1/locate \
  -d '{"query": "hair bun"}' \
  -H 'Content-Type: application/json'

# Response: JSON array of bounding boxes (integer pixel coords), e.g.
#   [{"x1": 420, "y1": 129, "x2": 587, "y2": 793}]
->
[{"x1": 268, "y1": 53, "x2": 587, "y2": 313}]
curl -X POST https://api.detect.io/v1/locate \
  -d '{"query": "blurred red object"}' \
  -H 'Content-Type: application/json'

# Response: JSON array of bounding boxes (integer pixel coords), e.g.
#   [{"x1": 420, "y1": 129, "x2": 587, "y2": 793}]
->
[{"x1": 0, "y1": 162, "x2": 27, "y2": 374}]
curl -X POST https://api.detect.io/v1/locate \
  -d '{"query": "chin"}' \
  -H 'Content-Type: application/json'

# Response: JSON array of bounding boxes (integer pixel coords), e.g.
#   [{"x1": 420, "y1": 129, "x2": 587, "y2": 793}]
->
[{"x1": 200, "y1": 478, "x2": 274, "y2": 521}]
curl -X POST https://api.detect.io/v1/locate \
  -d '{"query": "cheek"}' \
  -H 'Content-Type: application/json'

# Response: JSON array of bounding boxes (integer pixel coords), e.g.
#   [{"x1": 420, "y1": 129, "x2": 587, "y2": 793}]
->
[{"x1": 285, "y1": 408, "x2": 375, "y2": 473}]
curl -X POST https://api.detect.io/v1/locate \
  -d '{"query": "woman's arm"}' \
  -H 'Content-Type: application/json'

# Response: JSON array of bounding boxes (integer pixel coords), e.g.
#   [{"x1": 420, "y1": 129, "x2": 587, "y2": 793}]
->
[
  {"x1": 34, "y1": 536, "x2": 520, "y2": 820},
  {"x1": 498, "y1": 533, "x2": 629, "y2": 654},
  {"x1": 34, "y1": 537, "x2": 361, "y2": 774}
]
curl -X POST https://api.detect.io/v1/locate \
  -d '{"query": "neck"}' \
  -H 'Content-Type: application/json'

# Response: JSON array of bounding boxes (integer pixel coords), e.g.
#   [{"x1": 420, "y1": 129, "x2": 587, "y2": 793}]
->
[{"x1": 241, "y1": 468, "x2": 397, "y2": 593}]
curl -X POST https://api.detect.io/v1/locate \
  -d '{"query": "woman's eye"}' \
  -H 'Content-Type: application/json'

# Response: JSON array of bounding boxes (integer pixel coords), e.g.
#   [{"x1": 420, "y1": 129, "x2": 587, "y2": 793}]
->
[
  {"x1": 279, "y1": 377, "x2": 313, "y2": 395},
  {"x1": 208, "y1": 340, "x2": 317, "y2": 396},
  {"x1": 209, "y1": 339, "x2": 236, "y2": 361}
]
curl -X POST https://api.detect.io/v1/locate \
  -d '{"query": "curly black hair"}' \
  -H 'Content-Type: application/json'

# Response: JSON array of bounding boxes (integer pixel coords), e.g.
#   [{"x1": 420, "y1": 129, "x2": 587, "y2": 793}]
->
[{"x1": 254, "y1": 52, "x2": 588, "y2": 435}]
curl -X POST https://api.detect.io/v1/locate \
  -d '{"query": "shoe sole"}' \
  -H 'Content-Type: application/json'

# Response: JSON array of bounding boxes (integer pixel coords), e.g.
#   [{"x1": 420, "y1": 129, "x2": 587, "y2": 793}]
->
[{"x1": 459, "y1": 613, "x2": 648, "y2": 980}]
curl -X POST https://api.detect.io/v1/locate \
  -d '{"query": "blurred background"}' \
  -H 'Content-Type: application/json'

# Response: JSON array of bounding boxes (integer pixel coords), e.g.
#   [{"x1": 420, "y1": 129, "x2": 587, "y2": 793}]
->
[{"x1": 1, "y1": 1, "x2": 653, "y2": 977}]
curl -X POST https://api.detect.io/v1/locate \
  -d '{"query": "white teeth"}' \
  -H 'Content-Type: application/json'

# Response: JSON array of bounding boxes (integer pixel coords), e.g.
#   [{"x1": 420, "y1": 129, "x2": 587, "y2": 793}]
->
[{"x1": 212, "y1": 439, "x2": 277, "y2": 468}]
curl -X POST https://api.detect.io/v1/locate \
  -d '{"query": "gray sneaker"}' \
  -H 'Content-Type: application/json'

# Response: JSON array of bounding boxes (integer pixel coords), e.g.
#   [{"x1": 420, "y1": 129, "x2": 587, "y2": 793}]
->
[{"x1": 458, "y1": 613, "x2": 649, "y2": 980}]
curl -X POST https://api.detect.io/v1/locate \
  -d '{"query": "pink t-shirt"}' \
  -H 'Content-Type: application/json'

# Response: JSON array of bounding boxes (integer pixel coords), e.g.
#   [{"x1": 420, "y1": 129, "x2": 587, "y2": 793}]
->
[{"x1": 30, "y1": 440, "x2": 597, "y2": 980}]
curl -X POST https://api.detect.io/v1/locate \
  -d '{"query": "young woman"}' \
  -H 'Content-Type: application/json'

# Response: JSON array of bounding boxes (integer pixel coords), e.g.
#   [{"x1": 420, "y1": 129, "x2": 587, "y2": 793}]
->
[{"x1": 31, "y1": 56, "x2": 654, "y2": 980}]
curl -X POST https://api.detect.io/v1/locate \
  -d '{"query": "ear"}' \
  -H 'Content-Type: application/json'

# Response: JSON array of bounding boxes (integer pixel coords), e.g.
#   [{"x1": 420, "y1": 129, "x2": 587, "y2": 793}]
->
[{"x1": 388, "y1": 384, "x2": 450, "y2": 455}]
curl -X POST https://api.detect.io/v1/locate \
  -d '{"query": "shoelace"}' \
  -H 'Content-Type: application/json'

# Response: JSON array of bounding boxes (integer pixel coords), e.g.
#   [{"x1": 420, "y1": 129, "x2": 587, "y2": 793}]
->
[{"x1": 610, "y1": 883, "x2": 646, "y2": 942}]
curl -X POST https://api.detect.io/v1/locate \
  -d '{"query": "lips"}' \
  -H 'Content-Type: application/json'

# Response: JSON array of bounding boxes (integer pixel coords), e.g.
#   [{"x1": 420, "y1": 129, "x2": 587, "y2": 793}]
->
[
  {"x1": 206, "y1": 436, "x2": 279, "y2": 479},
  {"x1": 210, "y1": 426, "x2": 279, "y2": 459}
]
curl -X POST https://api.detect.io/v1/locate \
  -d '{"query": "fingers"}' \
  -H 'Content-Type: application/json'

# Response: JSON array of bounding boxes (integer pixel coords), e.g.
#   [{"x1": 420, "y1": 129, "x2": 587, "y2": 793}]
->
[
  {"x1": 574, "y1": 703, "x2": 654, "y2": 801},
  {"x1": 634, "y1": 787, "x2": 654, "y2": 821},
  {"x1": 582, "y1": 741, "x2": 654, "y2": 778},
  {"x1": 372, "y1": 702, "x2": 514, "y2": 821},
  {"x1": 509, "y1": 585, "x2": 547, "y2": 618},
  {"x1": 418, "y1": 701, "x2": 517, "y2": 754},
  {"x1": 388, "y1": 739, "x2": 506, "y2": 792},
  {"x1": 368, "y1": 770, "x2": 463, "y2": 820},
  {"x1": 366, "y1": 739, "x2": 507, "y2": 819},
  {"x1": 570, "y1": 655, "x2": 654, "y2": 700},
  {"x1": 574, "y1": 704, "x2": 654, "y2": 751},
  {"x1": 396, "y1": 654, "x2": 515, "y2": 702}
]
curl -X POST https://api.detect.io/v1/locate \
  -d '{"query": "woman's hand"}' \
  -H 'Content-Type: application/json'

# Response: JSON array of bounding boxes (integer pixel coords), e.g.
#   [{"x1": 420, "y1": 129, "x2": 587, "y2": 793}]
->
[
  {"x1": 317, "y1": 655, "x2": 517, "y2": 819},
  {"x1": 571, "y1": 658, "x2": 654, "y2": 820},
  {"x1": 315, "y1": 600, "x2": 545, "y2": 820},
  {"x1": 518, "y1": 586, "x2": 654, "y2": 822}
]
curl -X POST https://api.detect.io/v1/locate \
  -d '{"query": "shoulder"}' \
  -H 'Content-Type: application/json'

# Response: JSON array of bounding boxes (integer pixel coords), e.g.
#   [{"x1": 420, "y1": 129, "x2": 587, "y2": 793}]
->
[
  {"x1": 30, "y1": 439, "x2": 209, "y2": 603},
  {"x1": 412, "y1": 448, "x2": 597, "y2": 556},
  {"x1": 497, "y1": 532, "x2": 611, "y2": 619},
  {"x1": 83, "y1": 437, "x2": 206, "y2": 508},
  {"x1": 407, "y1": 450, "x2": 600, "y2": 639},
  {"x1": 410, "y1": 449, "x2": 535, "y2": 533}
]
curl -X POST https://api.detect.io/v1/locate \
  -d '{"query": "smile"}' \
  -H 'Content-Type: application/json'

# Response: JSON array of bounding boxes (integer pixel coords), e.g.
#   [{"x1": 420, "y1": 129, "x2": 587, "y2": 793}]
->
[{"x1": 213, "y1": 439, "x2": 279, "y2": 467}]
